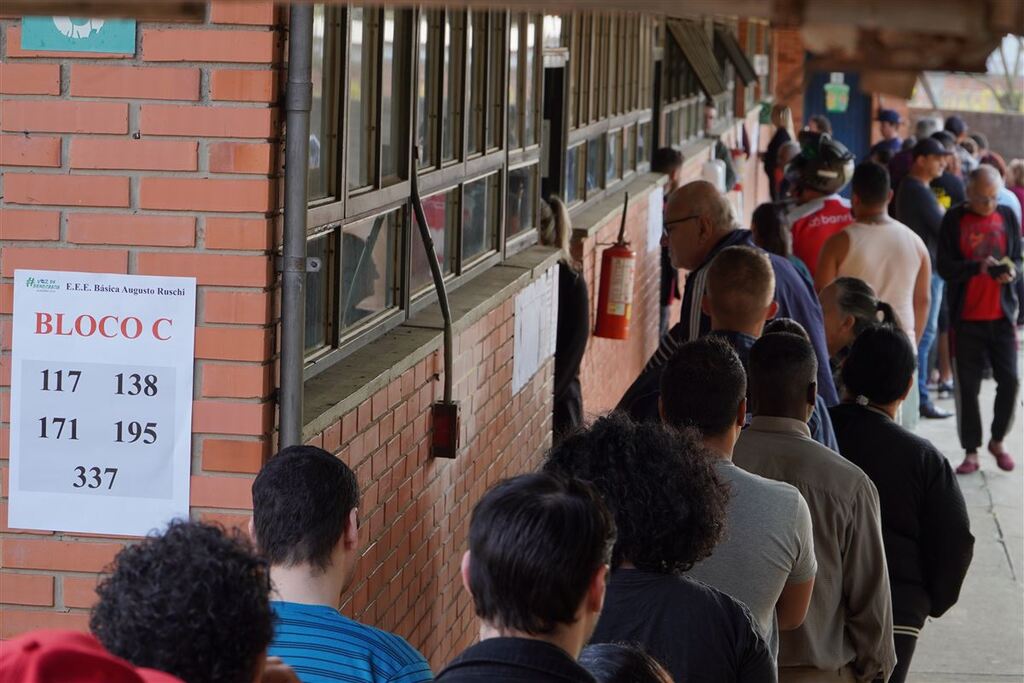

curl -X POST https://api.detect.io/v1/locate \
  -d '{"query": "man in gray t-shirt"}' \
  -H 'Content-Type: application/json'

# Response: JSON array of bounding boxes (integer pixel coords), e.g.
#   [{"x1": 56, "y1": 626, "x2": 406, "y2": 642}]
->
[{"x1": 661, "y1": 335, "x2": 816, "y2": 661}]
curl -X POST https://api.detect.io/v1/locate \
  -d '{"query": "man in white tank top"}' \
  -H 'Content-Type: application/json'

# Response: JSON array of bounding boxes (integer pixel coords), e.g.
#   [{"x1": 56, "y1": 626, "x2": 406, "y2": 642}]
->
[{"x1": 816, "y1": 161, "x2": 932, "y2": 428}]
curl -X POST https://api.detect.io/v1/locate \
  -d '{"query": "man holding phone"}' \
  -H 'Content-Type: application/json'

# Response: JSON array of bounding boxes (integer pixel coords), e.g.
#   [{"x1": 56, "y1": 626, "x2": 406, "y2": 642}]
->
[{"x1": 938, "y1": 165, "x2": 1022, "y2": 474}]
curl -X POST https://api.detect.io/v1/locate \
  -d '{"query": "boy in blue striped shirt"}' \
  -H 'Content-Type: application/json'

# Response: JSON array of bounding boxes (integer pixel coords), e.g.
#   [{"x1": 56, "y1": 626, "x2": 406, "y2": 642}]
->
[{"x1": 252, "y1": 445, "x2": 434, "y2": 683}]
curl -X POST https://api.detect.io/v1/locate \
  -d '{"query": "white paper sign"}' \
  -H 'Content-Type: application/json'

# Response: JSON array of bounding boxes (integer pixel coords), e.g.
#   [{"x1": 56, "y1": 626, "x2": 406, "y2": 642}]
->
[
  {"x1": 9, "y1": 270, "x2": 196, "y2": 536},
  {"x1": 647, "y1": 189, "x2": 663, "y2": 253},
  {"x1": 512, "y1": 266, "x2": 559, "y2": 394}
]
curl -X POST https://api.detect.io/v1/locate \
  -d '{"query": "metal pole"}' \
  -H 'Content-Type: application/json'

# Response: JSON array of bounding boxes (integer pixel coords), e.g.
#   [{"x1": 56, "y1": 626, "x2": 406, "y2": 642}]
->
[{"x1": 279, "y1": 4, "x2": 314, "y2": 449}]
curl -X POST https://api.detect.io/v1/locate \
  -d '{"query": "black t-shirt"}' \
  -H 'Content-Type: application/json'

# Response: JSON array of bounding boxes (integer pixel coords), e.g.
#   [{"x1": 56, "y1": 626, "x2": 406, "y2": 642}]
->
[
  {"x1": 591, "y1": 569, "x2": 776, "y2": 683},
  {"x1": 895, "y1": 176, "x2": 944, "y2": 265},
  {"x1": 436, "y1": 638, "x2": 596, "y2": 683},
  {"x1": 931, "y1": 172, "x2": 966, "y2": 210}
]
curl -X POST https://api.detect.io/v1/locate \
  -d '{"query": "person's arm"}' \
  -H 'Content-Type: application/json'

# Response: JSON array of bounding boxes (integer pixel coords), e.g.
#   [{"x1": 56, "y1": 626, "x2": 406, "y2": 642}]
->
[
  {"x1": 776, "y1": 491, "x2": 816, "y2": 630},
  {"x1": 777, "y1": 578, "x2": 815, "y2": 631},
  {"x1": 912, "y1": 247, "x2": 932, "y2": 344},
  {"x1": 921, "y1": 453, "x2": 974, "y2": 617},
  {"x1": 843, "y1": 479, "x2": 896, "y2": 683},
  {"x1": 814, "y1": 231, "x2": 848, "y2": 292},
  {"x1": 937, "y1": 209, "x2": 982, "y2": 283}
]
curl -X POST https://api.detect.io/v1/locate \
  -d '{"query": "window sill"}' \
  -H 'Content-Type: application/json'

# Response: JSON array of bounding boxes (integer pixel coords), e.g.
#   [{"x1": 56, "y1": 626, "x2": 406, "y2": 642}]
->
[
  {"x1": 302, "y1": 245, "x2": 563, "y2": 439},
  {"x1": 570, "y1": 172, "x2": 666, "y2": 240}
]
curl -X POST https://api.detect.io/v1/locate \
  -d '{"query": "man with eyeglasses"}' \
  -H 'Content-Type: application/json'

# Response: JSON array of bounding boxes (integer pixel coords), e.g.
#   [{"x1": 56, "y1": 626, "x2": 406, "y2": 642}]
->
[
  {"x1": 938, "y1": 165, "x2": 1022, "y2": 475},
  {"x1": 617, "y1": 180, "x2": 837, "y2": 423}
]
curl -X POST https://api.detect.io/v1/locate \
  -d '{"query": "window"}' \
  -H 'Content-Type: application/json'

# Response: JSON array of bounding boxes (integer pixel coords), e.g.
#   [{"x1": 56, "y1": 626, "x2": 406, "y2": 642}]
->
[
  {"x1": 308, "y1": 5, "x2": 337, "y2": 201},
  {"x1": 508, "y1": 13, "x2": 541, "y2": 151},
  {"x1": 606, "y1": 129, "x2": 622, "y2": 184},
  {"x1": 565, "y1": 143, "x2": 585, "y2": 206},
  {"x1": 412, "y1": 188, "x2": 457, "y2": 292},
  {"x1": 586, "y1": 135, "x2": 603, "y2": 196},
  {"x1": 340, "y1": 211, "x2": 400, "y2": 328},
  {"x1": 417, "y1": 10, "x2": 465, "y2": 169},
  {"x1": 661, "y1": 21, "x2": 702, "y2": 147},
  {"x1": 712, "y1": 24, "x2": 737, "y2": 122},
  {"x1": 507, "y1": 164, "x2": 537, "y2": 240},
  {"x1": 463, "y1": 172, "x2": 501, "y2": 263}
]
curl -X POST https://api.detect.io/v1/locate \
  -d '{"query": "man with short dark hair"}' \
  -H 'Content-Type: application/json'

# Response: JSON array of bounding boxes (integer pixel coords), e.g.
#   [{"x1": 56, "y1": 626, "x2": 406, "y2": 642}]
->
[
  {"x1": 930, "y1": 131, "x2": 967, "y2": 206},
  {"x1": 869, "y1": 109, "x2": 902, "y2": 161},
  {"x1": 252, "y1": 445, "x2": 433, "y2": 683},
  {"x1": 895, "y1": 137, "x2": 955, "y2": 420},
  {"x1": 817, "y1": 161, "x2": 931, "y2": 427},
  {"x1": 436, "y1": 473, "x2": 615, "y2": 683},
  {"x1": 661, "y1": 336, "x2": 816, "y2": 663},
  {"x1": 90, "y1": 521, "x2": 278, "y2": 683},
  {"x1": 733, "y1": 334, "x2": 895, "y2": 683},
  {"x1": 945, "y1": 115, "x2": 977, "y2": 175},
  {"x1": 546, "y1": 413, "x2": 775, "y2": 682},
  {"x1": 938, "y1": 165, "x2": 1022, "y2": 474}
]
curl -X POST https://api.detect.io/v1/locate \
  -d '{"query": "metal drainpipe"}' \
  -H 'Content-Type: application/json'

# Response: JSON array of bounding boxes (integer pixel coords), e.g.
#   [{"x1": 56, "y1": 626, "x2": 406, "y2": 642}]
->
[{"x1": 279, "y1": 4, "x2": 314, "y2": 449}]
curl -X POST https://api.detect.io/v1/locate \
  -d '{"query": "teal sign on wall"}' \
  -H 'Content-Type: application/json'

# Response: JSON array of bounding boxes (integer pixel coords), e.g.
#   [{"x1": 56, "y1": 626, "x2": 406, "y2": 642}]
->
[{"x1": 21, "y1": 16, "x2": 136, "y2": 54}]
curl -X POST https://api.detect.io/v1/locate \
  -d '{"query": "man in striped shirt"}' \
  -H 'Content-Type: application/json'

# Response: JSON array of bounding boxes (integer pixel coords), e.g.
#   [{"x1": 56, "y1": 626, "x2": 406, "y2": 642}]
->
[{"x1": 252, "y1": 446, "x2": 434, "y2": 683}]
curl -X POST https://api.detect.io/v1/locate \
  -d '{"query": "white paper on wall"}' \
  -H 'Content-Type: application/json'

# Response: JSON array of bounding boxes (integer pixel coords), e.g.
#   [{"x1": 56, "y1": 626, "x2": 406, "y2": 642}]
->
[
  {"x1": 647, "y1": 189, "x2": 663, "y2": 253},
  {"x1": 512, "y1": 265, "x2": 559, "y2": 394}
]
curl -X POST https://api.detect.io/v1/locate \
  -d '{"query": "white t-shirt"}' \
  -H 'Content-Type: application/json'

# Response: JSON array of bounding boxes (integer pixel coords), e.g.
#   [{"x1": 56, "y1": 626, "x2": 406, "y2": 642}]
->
[
  {"x1": 837, "y1": 216, "x2": 929, "y2": 347},
  {"x1": 688, "y1": 458, "x2": 817, "y2": 661}
]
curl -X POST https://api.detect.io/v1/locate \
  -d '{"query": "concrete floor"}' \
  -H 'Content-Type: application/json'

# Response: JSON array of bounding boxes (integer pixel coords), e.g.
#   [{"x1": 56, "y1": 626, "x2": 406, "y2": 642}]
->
[{"x1": 906, "y1": 351, "x2": 1024, "y2": 683}]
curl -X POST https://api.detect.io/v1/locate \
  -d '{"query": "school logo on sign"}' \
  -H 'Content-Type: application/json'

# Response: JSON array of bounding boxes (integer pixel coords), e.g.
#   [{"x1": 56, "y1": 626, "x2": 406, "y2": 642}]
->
[{"x1": 20, "y1": 16, "x2": 136, "y2": 54}]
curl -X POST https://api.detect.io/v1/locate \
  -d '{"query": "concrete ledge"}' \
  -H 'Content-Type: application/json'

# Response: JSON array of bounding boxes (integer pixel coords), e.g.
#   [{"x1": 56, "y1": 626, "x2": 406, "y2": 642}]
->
[
  {"x1": 572, "y1": 173, "x2": 666, "y2": 239},
  {"x1": 303, "y1": 244, "x2": 562, "y2": 439}
]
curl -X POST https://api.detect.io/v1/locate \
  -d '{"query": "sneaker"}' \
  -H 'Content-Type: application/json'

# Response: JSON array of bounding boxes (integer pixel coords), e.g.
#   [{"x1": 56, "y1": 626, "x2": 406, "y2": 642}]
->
[
  {"x1": 920, "y1": 403, "x2": 953, "y2": 419},
  {"x1": 937, "y1": 381, "x2": 954, "y2": 399}
]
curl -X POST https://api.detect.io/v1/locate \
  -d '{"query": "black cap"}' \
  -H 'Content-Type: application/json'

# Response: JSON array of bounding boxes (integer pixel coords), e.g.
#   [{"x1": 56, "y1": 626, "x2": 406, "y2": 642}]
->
[
  {"x1": 912, "y1": 137, "x2": 953, "y2": 158},
  {"x1": 944, "y1": 115, "x2": 967, "y2": 136}
]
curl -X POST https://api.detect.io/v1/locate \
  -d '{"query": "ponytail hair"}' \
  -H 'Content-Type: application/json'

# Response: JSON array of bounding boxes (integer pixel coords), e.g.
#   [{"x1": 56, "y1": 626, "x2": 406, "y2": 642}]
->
[
  {"x1": 539, "y1": 196, "x2": 577, "y2": 270},
  {"x1": 832, "y1": 277, "x2": 903, "y2": 335}
]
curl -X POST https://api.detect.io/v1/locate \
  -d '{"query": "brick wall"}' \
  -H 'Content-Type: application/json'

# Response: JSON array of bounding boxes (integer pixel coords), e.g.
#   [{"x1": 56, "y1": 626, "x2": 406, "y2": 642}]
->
[
  {"x1": 0, "y1": 2, "x2": 282, "y2": 635},
  {"x1": 772, "y1": 26, "x2": 805, "y2": 126},
  {"x1": 303, "y1": 301, "x2": 554, "y2": 669}
]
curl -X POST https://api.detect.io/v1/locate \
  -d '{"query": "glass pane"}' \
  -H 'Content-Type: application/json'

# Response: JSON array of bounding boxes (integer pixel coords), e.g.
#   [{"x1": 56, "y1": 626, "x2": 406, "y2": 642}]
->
[
  {"x1": 624, "y1": 124, "x2": 636, "y2": 172},
  {"x1": 348, "y1": 8, "x2": 373, "y2": 191},
  {"x1": 523, "y1": 16, "x2": 537, "y2": 146},
  {"x1": 380, "y1": 9, "x2": 409, "y2": 182},
  {"x1": 487, "y1": 12, "x2": 504, "y2": 150},
  {"x1": 564, "y1": 144, "x2": 581, "y2": 205},
  {"x1": 586, "y1": 135, "x2": 603, "y2": 195},
  {"x1": 463, "y1": 173, "x2": 499, "y2": 262},
  {"x1": 416, "y1": 11, "x2": 435, "y2": 168},
  {"x1": 507, "y1": 15, "x2": 520, "y2": 149},
  {"x1": 606, "y1": 129, "x2": 622, "y2": 184},
  {"x1": 304, "y1": 232, "x2": 333, "y2": 353},
  {"x1": 638, "y1": 122, "x2": 650, "y2": 165},
  {"x1": 442, "y1": 12, "x2": 461, "y2": 161},
  {"x1": 542, "y1": 15, "x2": 562, "y2": 49},
  {"x1": 412, "y1": 189, "x2": 457, "y2": 291},
  {"x1": 506, "y1": 164, "x2": 537, "y2": 239},
  {"x1": 340, "y1": 210, "x2": 399, "y2": 329},
  {"x1": 467, "y1": 12, "x2": 486, "y2": 155},
  {"x1": 308, "y1": 5, "x2": 330, "y2": 200}
]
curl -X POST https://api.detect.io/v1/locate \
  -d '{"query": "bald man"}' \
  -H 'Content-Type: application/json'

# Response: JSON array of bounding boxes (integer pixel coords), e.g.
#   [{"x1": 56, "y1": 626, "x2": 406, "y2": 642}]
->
[
  {"x1": 617, "y1": 181, "x2": 838, "y2": 424},
  {"x1": 938, "y1": 165, "x2": 1022, "y2": 475}
]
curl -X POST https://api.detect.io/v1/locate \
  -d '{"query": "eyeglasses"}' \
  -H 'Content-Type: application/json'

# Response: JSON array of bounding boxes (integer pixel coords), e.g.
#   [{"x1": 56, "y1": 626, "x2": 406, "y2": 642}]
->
[{"x1": 663, "y1": 214, "x2": 701, "y2": 235}]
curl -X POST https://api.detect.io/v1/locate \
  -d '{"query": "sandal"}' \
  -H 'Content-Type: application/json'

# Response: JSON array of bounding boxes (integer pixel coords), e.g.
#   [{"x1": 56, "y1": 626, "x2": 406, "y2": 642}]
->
[
  {"x1": 988, "y1": 443, "x2": 1016, "y2": 472},
  {"x1": 956, "y1": 457, "x2": 980, "y2": 475}
]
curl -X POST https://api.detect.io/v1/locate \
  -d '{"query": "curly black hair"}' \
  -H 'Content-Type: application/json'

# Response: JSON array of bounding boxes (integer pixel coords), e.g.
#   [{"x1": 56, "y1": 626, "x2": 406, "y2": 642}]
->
[
  {"x1": 544, "y1": 412, "x2": 728, "y2": 574},
  {"x1": 90, "y1": 520, "x2": 273, "y2": 683}
]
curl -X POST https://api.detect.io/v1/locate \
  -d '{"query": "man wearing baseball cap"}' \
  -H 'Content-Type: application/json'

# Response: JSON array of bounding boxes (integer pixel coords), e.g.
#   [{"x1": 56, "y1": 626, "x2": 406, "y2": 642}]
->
[
  {"x1": 945, "y1": 116, "x2": 978, "y2": 175},
  {"x1": 895, "y1": 138, "x2": 955, "y2": 420},
  {"x1": 869, "y1": 110, "x2": 903, "y2": 162}
]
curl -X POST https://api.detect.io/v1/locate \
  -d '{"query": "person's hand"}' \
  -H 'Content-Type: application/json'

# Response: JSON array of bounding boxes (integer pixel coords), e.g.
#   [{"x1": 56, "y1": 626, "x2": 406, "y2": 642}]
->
[
  {"x1": 996, "y1": 269, "x2": 1015, "y2": 284},
  {"x1": 261, "y1": 657, "x2": 301, "y2": 683},
  {"x1": 979, "y1": 256, "x2": 999, "y2": 276}
]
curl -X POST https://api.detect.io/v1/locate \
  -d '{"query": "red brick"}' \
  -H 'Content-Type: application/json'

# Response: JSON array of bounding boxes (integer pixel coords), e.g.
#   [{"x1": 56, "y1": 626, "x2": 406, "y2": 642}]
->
[
  {"x1": 0, "y1": 610, "x2": 90, "y2": 639},
  {"x1": 211, "y1": 69, "x2": 276, "y2": 102},
  {"x1": 0, "y1": 63, "x2": 60, "y2": 95},
  {"x1": 201, "y1": 363, "x2": 271, "y2": 398},
  {"x1": 210, "y1": 0, "x2": 276, "y2": 25},
  {"x1": 202, "y1": 438, "x2": 266, "y2": 474},
  {"x1": 4, "y1": 174, "x2": 129, "y2": 208},
  {"x1": 0, "y1": 210, "x2": 60, "y2": 241},
  {"x1": 205, "y1": 217, "x2": 273, "y2": 250},
  {"x1": 140, "y1": 177, "x2": 272, "y2": 212},
  {"x1": 70, "y1": 65, "x2": 199, "y2": 101},
  {"x1": 2, "y1": 539, "x2": 123, "y2": 573},
  {"x1": 5, "y1": 26, "x2": 129, "y2": 59},
  {"x1": 70, "y1": 138, "x2": 198, "y2": 171},
  {"x1": 140, "y1": 104, "x2": 273, "y2": 138},
  {"x1": 67, "y1": 214, "x2": 196, "y2": 248},
  {"x1": 195, "y1": 327, "x2": 273, "y2": 362},
  {"x1": 0, "y1": 573, "x2": 54, "y2": 606},
  {"x1": 209, "y1": 142, "x2": 274, "y2": 174},
  {"x1": 137, "y1": 252, "x2": 271, "y2": 286},
  {"x1": 204, "y1": 290, "x2": 272, "y2": 325},
  {"x1": 143, "y1": 29, "x2": 276, "y2": 63},
  {"x1": 62, "y1": 576, "x2": 100, "y2": 609},
  {"x1": 1, "y1": 247, "x2": 128, "y2": 278},
  {"x1": 192, "y1": 400, "x2": 270, "y2": 436},
  {"x1": 189, "y1": 474, "x2": 255, "y2": 509},
  {"x1": 0, "y1": 134, "x2": 61, "y2": 167},
  {"x1": 1, "y1": 101, "x2": 128, "y2": 134},
  {"x1": 198, "y1": 511, "x2": 252, "y2": 533}
]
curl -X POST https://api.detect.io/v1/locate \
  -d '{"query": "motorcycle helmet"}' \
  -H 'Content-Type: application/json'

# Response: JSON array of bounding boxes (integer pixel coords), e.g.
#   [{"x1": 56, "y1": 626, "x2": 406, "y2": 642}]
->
[{"x1": 784, "y1": 131, "x2": 855, "y2": 195}]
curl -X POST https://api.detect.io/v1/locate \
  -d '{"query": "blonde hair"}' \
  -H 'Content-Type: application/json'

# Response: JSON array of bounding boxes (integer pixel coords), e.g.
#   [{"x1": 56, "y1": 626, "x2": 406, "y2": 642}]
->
[
  {"x1": 539, "y1": 196, "x2": 576, "y2": 268},
  {"x1": 1008, "y1": 159, "x2": 1024, "y2": 189},
  {"x1": 771, "y1": 104, "x2": 796, "y2": 140}
]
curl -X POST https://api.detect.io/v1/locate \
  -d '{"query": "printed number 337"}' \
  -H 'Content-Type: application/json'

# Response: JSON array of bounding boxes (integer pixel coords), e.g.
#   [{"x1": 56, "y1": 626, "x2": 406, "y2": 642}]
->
[{"x1": 73, "y1": 466, "x2": 118, "y2": 489}]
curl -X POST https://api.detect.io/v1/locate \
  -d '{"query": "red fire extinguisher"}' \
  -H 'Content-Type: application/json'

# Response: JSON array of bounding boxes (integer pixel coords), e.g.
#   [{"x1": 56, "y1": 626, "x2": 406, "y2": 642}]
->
[{"x1": 594, "y1": 192, "x2": 636, "y2": 340}]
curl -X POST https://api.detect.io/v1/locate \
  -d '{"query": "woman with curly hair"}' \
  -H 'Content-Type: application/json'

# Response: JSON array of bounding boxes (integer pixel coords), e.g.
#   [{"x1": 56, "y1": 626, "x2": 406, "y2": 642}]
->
[{"x1": 544, "y1": 412, "x2": 775, "y2": 683}]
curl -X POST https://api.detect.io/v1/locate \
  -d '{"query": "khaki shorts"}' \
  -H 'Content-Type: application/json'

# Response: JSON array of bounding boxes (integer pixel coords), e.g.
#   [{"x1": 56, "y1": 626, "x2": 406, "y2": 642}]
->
[{"x1": 779, "y1": 665, "x2": 857, "y2": 683}]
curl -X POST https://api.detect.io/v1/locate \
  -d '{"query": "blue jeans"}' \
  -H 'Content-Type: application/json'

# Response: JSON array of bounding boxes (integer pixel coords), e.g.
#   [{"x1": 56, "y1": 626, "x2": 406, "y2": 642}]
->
[{"x1": 918, "y1": 274, "x2": 944, "y2": 405}]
